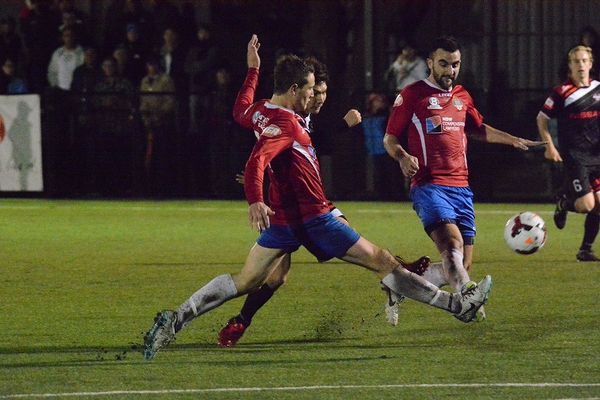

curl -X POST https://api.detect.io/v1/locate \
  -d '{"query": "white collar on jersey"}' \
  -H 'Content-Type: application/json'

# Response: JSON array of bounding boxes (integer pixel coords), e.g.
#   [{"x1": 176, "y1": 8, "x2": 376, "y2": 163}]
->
[
  {"x1": 423, "y1": 78, "x2": 452, "y2": 92},
  {"x1": 265, "y1": 101, "x2": 296, "y2": 114},
  {"x1": 564, "y1": 80, "x2": 600, "y2": 107}
]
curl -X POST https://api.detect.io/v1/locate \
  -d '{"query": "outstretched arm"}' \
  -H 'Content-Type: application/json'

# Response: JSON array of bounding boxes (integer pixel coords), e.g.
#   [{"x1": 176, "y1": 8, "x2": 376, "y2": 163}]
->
[
  {"x1": 536, "y1": 113, "x2": 562, "y2": 162},
  {"x1": 473, "y1": 123, "x2": 547, "y2": 150}
]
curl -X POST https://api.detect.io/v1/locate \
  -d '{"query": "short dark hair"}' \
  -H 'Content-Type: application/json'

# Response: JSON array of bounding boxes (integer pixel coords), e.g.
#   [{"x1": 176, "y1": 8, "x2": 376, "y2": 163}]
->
[
  {"x1": 304, "y1": 56, "x2": 328, "y2": 85},
  {"x1": 429, "y1": 36, "x2": 460, "y2": 58},
  {"x1": 273, "y1": 55, "x2": 314, "y2": 95}
]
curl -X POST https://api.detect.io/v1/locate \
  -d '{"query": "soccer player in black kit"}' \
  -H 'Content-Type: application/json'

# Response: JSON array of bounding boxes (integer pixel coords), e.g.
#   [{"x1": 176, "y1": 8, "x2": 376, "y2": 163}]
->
[{"x1": 537, "y1": 45, "x2": 600, "y2": 262}]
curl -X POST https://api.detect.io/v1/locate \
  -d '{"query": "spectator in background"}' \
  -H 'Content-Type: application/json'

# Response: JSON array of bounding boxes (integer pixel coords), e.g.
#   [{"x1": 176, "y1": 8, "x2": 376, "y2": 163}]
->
[
  {"x1": 71, "y1": 47, "x2": 100, "y2": 195},
  {"x1": 139, "y1": 57, "x2": 176, "y2": 195},
  {"x1": 361, "y1": 92, "x2": 400, "y2": 199},
  {"x1": 184, "y1": 24, "x2": 219, "y2": 135},
  {"x1": 113, "y1": 44, "x2": 138, "y2": 85},
  {"x1": 158, "y1": 27, "x2": 187, "y2": 95},
  {"x1": 92, "y1": 57, "x2": 136, "y2": 196},
  {"x1": 47, "y1": 27, "x2": 84, "y2": 91},
  {"x1": 20, "y1": 0, "x2": 60, "y2": 93},
  {"x1": 103, "y1": 0, "x2": 151, "y2": 51},
  {"x1": 119, "y1": 23, "x2": 149, "y2": 86},
  {"x1": 0, "y1": 17, "x2": 23, "y2": 69},
  {"x1": 206, "y1": 65, "x2": 238, "y2": 196},
  {"x1": 148, "y1": 0, "x2": 182, "y2": 47},
  {"x1": 58, "y1": 11, "x2": 91, "y2": 47},
  {"x1": 71, "y1": 47, "x2": 99, "y2": 95},
  {"x1": 0, "y1": 58, "x2": 28, "y2": 94},
  {"x1": 384, "y1": 43, "x2": 428, "y2": 96}
]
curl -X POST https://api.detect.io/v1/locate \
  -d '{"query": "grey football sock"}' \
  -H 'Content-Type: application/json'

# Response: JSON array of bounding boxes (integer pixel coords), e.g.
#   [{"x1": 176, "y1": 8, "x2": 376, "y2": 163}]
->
[
  {"x1": 175, "y1": 274, "x2": 238, "y2": 332},
  {"x1": 440, "y1": 249, "x2": 470, "y2": 292},
  {"x1": 381, "y1": 267, "x2": 455, "y2": 312},
  {"x1": 422, "y1": 262, "x2": 447, "y2": 288}
]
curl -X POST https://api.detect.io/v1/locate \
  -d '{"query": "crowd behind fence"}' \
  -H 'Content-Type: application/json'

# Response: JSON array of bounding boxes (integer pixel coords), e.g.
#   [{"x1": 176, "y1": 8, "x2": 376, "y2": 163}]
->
[{"x1": 32, "y1": 89, "x2": 562, "y2": 202}]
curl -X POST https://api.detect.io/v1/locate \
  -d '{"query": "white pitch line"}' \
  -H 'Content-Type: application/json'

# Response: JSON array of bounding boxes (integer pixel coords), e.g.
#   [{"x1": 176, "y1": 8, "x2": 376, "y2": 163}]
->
[
  {"x1": 1, "y1": 383, "x2": 599, "y2": 399},
  {"x1": 0, "y1": 204, "x2": 553, "y2": 215}
]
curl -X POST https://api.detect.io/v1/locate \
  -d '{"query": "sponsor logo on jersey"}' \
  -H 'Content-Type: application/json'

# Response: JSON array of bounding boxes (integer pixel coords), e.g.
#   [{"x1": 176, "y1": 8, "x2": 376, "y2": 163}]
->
[
  {"x1": 594, "y1": 93, "x2": 600, "y2": 102},
  {"x1": 262, "y1": 124, "x2": 282, "y2": 137},
  {"x1": 252, "y1": 111, "x2": 270, "y2": 129},
  {"x1": 308, "y1": 145, "x2": 317, "y2": 160},
  {"x1": 453, "y1": 98, "x2": 463, "y2": 111},
  {"x1": 544, "y1": 97, "x2": 554, "y2": 109},
  {"x1": 425, "y1": 115, "x2": 442, "y2": 134},
  {"x1": 393, "y1": 94, "x2": 403, "y2": 107},
  {"x1": 427, "y1": 97, "x2": 442, "y2": 110},
  {"x1": 441, "y1": 116, "x2": 465, "y2": 132}
]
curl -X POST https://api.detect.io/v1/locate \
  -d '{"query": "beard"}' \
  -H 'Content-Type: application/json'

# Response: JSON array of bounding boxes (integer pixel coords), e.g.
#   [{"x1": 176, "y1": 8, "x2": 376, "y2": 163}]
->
[{"x1": 433, "y1": 71, "x2": 455, "y2": 90}]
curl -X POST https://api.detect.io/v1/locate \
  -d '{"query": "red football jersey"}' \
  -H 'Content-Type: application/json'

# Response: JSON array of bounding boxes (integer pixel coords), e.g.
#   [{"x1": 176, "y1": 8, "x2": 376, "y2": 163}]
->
[
  {"x1": 233, "y1": 68, "x2": 331, "y2": 225},
  {"x1": 386, "y1": 79, "x2": 485, "y2": 188}
]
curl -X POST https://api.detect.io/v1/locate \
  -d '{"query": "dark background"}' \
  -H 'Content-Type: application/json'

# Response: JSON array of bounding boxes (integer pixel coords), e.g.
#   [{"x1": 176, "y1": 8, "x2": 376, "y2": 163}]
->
[{"x1": 1, "y1": 0, "x2": 596, "y2": 201}]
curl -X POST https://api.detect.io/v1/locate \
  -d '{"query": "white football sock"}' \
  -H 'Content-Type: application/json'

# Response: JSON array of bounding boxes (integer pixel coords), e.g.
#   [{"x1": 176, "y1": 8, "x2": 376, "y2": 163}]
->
[
  {"x1": 441, "y1": 249, "x2": 470, "y2": 292},
  {"x1": 175, "y1": 274, "x2": 238, "y2": 332},
  {"x1": 422, "y1": 262, "x2": 447, "y2": 288},
  {"x1": 381, "y1": 268, "x2": 454, "y2": 312}
]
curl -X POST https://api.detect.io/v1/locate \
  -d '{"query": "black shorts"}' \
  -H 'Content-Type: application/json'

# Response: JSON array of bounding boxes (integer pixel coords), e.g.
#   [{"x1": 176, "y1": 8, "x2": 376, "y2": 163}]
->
[{"x1": 564, "y1": 162, "x2": 600, "y2": 199}]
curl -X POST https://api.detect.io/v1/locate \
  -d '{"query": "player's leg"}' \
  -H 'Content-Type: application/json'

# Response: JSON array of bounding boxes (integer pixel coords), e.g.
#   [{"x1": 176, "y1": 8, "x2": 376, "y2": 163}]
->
[
  {"x1": 341, "y1": 236, "x2": 491, "y2": 321},
  {"x1": 430, "y1": 223, "x2": 471, "y2": 291},
  {"x1": 576, "y1": 181, "x2": 600, "y2": 261},
  {"x1": 143, "y1": 243, "x2": 286, "y2": 360},
  {"x1": 218, "y1": 253, "x2": 291, "y2": 347},
  {"x1": 554, "y1": 164, "x2": 592, "y2": 229}
]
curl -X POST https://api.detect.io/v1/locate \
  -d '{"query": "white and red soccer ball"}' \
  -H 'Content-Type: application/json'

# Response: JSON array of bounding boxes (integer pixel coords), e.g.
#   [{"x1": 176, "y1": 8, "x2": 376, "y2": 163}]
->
[{"x1": 504, "y1": 212, "x2": 547, "y2": 255}]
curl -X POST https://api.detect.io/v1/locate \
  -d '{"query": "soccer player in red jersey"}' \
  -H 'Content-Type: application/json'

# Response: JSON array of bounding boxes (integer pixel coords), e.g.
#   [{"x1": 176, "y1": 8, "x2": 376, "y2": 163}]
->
[
  {"x1": 384, "y1": 36, "x2": 544, "y2": 322},
  {"x1": 143, "y1": 35, "x2": 492, "y2": 360},
  {"x1": 216, "y1": 46, "x2": 428, "y2": 347},
  {"x1": 537, "y1": 45, "x2": 600, "y2": 262}
]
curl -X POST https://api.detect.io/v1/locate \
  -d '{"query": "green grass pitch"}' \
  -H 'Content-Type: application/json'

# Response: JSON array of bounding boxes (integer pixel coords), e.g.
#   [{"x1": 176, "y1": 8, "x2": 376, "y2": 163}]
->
[{"x1": 1, "y1": 199, "x2": 598, "y2": 399}]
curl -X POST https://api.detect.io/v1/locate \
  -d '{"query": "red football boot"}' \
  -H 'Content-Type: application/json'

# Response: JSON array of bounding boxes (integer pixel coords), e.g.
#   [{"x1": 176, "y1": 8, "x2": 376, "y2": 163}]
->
[
  {"x1": 218, "y1": 317, "x2": 247, "y2": 348},
  {"x1": 395, "y1": 255, "x2": 431, "y2": 276}
]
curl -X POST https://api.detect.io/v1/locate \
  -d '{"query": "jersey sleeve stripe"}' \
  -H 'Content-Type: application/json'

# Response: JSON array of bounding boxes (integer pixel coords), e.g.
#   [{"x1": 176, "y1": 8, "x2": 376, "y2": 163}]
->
[{"x1": 411, "y1": 113, "x2": 428, "y2": 166}]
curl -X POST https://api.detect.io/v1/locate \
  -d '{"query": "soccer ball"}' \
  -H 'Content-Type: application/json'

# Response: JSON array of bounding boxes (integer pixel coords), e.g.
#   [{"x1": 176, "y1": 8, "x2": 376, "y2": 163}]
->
[{"x1": 504, "y1": 212, "x2": 547, "y2": 255}]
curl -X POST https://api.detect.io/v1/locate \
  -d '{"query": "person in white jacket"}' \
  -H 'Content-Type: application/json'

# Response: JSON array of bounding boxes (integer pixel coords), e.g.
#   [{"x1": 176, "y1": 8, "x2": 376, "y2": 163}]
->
[{"x1": 47, "y1": 27, "x2": 84, "y2": 91}]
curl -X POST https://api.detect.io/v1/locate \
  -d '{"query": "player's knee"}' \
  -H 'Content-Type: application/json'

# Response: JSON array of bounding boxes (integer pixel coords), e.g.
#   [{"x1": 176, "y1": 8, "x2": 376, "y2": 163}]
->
[
  {"x1": 575, "y1": 196, "x2": 595, "y2": 213},
  {"x1": 265, "y1": 272, "x2": 287, "y2": 289},
  {"x1": 232, "y1": 273, "x2": 265, "y2": 295}
]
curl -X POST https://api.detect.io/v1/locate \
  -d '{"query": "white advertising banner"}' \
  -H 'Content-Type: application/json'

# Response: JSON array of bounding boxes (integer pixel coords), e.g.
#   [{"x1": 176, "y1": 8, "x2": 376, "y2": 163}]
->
[{"x1": 0, "y1": 95, "x2": 43, "y2": 192}]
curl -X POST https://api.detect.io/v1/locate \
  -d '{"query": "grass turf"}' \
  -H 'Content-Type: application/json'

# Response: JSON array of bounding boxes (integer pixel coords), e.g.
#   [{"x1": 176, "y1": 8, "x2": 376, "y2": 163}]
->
[{"x1": 0, "y1": 199, "x2": 598, "y2": 399}]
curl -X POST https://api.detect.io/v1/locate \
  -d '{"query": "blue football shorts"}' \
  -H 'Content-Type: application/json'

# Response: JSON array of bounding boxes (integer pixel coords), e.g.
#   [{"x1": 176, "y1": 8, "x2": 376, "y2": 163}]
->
[
  {"x1": 410, "y1": 184, "x2": 476, "y2": 244},
  {"x1": 257, "y1": 211, "x2": 360, "y2": 262}
]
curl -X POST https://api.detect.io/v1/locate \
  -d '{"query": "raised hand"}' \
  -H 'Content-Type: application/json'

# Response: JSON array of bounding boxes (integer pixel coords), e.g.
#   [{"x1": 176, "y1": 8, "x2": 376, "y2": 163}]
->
[{"x1": 247, "y1": 34, "x2": 261, "y2": 69}]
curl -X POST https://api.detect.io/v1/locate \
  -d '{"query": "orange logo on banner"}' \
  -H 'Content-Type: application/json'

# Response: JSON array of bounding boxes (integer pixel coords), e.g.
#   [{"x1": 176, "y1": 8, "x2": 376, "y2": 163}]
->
[{"x1": 0, "y1": 114, "x2": 5, "y2": 143}]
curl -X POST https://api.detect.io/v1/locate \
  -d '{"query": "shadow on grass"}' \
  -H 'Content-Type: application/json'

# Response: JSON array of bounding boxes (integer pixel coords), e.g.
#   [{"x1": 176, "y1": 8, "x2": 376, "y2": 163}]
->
[{"x1": 0, "y1": 337, "x2": 409, "y2": 369}]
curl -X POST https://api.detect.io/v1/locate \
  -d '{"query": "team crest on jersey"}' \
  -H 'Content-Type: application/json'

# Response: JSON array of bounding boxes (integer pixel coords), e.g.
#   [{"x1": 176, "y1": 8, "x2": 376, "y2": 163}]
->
[
  {"x1": 544, "y1": 97, "x2": 554, "y2": 109},
  {"x1": 453, "y1": 98, "x2": 463, "y2": 111},
  {"x1": 308, "y1": 145, "x2": 317, "y2": 160},
  {"x1": 262, "y1": 124, "x2": 282, "y2": 137},
  {"x1": 393, "y1": 93, "x2": 403, "y2": 107},
  {"x1": 425, "y1": 116, "x2": 442, "y2": 134},
  {"x1": 427, "y1": 97, "x2": 442, "y2": 110}
]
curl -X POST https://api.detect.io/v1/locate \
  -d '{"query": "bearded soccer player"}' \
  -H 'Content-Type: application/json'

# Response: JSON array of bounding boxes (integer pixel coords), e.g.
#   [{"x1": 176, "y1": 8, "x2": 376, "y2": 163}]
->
[
  {"x1": 217, "y1": 43, "x2": 428, "y2": 348},
  {"x1": 383, "y1": 36, "x2": 543, "y2": 323},
  {"x1": 537, "y1": 45, "x2": 600, "y2": 262},
  {"x1": 142, "y1": 35, "x2": 492, "y2": 360}
]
